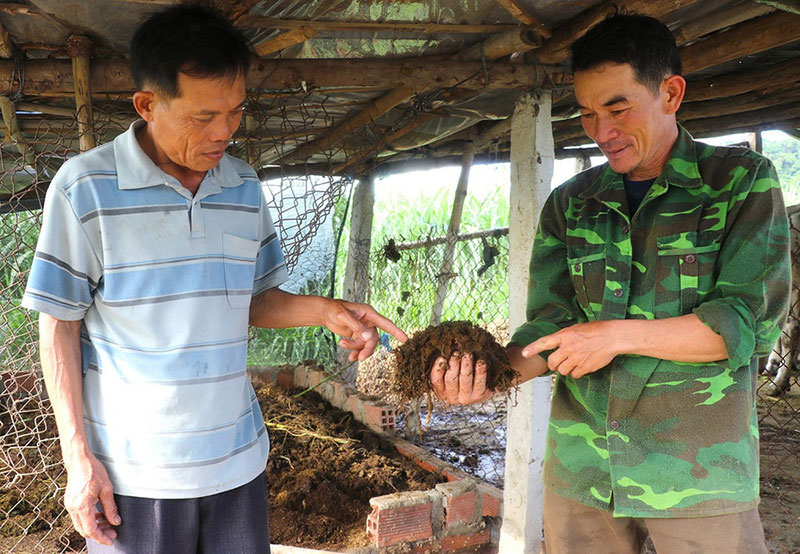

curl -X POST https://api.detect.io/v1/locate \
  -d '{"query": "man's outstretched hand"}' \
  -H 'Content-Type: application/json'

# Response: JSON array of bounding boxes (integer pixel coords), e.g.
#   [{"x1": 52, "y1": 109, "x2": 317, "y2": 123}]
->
[
  {"x1": 322, "y1": 300, "x2": 408, "y2": 362},
  {"x1": 429, "y1": 351, "x2": 494, "y2": 405}
]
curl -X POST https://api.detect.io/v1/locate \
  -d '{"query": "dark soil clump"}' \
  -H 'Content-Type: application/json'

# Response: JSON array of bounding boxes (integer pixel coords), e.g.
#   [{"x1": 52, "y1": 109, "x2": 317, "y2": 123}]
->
[{"x1": 392, "y1": 320, "x2": 519, "y2": 402}]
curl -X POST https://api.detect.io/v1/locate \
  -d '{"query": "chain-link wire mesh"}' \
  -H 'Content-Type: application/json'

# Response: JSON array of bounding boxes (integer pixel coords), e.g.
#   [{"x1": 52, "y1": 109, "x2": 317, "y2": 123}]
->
[
  {"x1": 756, "y1": 208, "x2": 800, "y2": 553},
  {"x1": 0, "y1": 86, "x2": 357, "y2": 551},
  {"x1": 357, "y1": 228, "x2": 511, "y2": 487}
]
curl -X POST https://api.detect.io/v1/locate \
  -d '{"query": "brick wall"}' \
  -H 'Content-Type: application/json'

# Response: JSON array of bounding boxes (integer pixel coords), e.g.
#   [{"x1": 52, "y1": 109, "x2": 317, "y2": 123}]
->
[{"x1": 251, "y1": 363, "x2": 502, "y2": 553}]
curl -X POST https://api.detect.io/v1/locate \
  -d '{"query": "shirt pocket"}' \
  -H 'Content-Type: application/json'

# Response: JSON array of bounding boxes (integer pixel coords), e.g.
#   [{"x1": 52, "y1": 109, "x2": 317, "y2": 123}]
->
[
  {"x1": 655, "y1": 231, "x2": 720, "y2": 317},
  {"x1": 222, "y1": 233, "x2": 260, "y2": 310},
  {"x1": 567, "y1": 247, "x2": 606, "y2": 321}
]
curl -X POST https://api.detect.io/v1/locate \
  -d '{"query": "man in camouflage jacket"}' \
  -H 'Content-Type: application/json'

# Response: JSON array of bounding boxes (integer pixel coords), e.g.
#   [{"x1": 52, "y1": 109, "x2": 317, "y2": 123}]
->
[{"x1": 430, "y1": 14, "x2": 790, "y2": 554}]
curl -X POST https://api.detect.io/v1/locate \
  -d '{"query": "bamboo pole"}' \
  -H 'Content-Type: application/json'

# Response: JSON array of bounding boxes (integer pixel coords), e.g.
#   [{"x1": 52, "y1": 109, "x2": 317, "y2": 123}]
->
[
  {"x1": 253, "y1": 27, "x2": 317, "y2": 57},
  {"x1": 493, "y1": 0, "x2": 551, "y2": 38},
  {"x1": 0, "y1": 20, "x2": 13, "y2": 58},
  {"x1": 429, "y1": 141, "x2": 476, "y2": 327},
  {"x1": 238, "y1": 16, "x2": 519, "y2": 35},
  {"x1": 395, "y1": 227, "x2": 508, "y2": 251},
  {"x1": 0, "y1": 95, "x2": 36, "y2": 169},
  {"x1": 66, "y1": 35, "x2": 95, "y2": 152}
]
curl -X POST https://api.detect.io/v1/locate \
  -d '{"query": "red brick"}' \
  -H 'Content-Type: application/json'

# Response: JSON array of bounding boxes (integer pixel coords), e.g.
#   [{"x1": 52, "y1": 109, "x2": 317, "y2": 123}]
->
[
  {"x1": 437, "y1": 481, "x2": 478, "y2": 527},
  {"x1": 441, "y1": 528, "x2": 491, "y2": 552},
  {"x1": 366, "y1": 492, "x2": 434, "y2": 547},
  {"x1": 481, "y1": 491, "x2": 502, "y2": 518},
  {"x1": 275, "y1": 369, "x2": 294, "y2": 390},
  {"x1": 347, "y1": 393, "x2": 364, "y2": 419},
  {"x1": 294, "y1": 366, "x2": 309, "y2": 388},
  {"x1": 363, "y1": 403, "x2": 396, "y2": 433},
  {"x1": 308, "y1": 369, "x2": 325, "y2": 387},
  {"x1": 331, "y1": 380, "x2": 349, "y2": 409}
]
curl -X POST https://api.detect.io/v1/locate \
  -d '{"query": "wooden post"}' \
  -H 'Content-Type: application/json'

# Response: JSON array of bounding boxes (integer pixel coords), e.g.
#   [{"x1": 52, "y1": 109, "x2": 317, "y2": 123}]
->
[
  {"x1": 748, "y1": 131, "x2": 763, "y2": 153},
  {"x1": 0, "y1": 96, "x2": 36, "y2": 170},
  {"x1": 341, "y1": 173, "x2": 376, "y2": 383},
  {"x1": 499, "y1": 92, "x2": 554, "y2": 554},
  {"x1": 67, "y1": 35, "x2": 95, "y2": 152},
  {"x1": 430, "y1": 141, "x2": 475, "y2": 326}
]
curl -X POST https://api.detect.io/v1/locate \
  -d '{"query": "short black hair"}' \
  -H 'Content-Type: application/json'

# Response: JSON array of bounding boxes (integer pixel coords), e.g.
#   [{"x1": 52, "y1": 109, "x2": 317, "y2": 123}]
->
[
  {"x1": 130, "y1": 4, "x2": 252, "y2": 97},
  {"x1": 570, "y1": 13, "x2": 681, "y2": 93}
]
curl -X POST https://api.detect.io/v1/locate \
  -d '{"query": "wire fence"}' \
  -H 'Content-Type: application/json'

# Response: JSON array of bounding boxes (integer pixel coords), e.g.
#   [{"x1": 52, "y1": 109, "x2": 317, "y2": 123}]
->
[
  {"x1": 357, "y1": 228, "x2": 511, "y2": 487},
  {"x1": 0, "y1": 87, "x2": 353, "y2": 552},
  {"x1": 1, "y1": 87, "x2": 799, "y2": 552}
]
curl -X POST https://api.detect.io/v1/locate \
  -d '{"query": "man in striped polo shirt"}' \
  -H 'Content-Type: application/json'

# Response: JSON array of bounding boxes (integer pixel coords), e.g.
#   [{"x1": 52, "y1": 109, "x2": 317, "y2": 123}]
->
[{"x1": 22, "y1": 6, "x2": 407, "y2": 553}]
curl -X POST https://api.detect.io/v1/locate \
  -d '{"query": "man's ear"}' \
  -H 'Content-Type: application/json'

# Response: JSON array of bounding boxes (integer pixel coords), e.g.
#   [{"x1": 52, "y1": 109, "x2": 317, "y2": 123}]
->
[
  {"x1": 663, "y1": 74, "x2": 686, "y2": 115},
  {"x1": 132, "y1": 90, "x2": 155, "y2": 121}
]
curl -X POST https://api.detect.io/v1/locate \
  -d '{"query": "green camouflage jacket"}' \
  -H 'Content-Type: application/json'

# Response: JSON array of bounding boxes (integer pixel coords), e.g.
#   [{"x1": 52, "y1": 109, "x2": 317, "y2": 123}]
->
[{"x1": 510, "y1": 126, "x2": 791, "y2": 518}]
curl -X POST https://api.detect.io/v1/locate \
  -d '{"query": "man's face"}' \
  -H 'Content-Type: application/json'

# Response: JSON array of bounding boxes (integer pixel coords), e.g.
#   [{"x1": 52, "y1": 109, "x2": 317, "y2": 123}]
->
[
  {"x1": 574, "y1": 62, "x2": 679, "y2": 180},
  {"x1": 146, "y1": 72, "x2": 246, "y2": 173}
]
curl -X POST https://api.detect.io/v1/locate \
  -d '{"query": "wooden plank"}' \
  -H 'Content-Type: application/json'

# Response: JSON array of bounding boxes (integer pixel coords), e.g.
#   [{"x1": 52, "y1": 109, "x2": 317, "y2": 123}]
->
[
  {"x1": 493, "y1": 0, "x2": 551, "y2": 38},
  {"x1": 253, "y1": 27, "x2": 317, "y2": 57},
  {"x1": 681, "y1": 11, "x2": 800, "y2": 75},
  {"x1": 237, "y1": 16, "x2": 519, "y2": 35},
  {"x1": 685, "y1": 58, "x2": 800, "y2": 102}
]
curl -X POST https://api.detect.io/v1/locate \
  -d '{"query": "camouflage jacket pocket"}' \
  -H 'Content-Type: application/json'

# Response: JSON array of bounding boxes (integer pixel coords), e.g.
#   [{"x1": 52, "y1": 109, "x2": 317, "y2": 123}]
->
[
  {"x1": 567, "y1": 247, "x2": 606, "y2": 321},
  {"x1": 655, "y1": 231, "x2": 720, "y2": 317}
]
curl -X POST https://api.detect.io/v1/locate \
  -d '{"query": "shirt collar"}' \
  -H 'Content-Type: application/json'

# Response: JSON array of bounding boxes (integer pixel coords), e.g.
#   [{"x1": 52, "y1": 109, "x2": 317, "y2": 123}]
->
[
  {"x1": 579, "y1": 125, "x2": 703, "y2": 200},
  {"x1": 113, "y1": 120, "x2": 244, "y2": 192}
]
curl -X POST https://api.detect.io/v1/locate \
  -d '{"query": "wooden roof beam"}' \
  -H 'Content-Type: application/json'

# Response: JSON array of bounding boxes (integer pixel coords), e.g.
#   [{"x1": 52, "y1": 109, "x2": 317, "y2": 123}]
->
[
  {"x1": 237, "y1": 16, "x2": 519, "y2": 35},
  {"x1": 253, "y1": 27, "x2": 317, "y2": 57},
  {"x1": 681, "y1": 11, "x2": 800, "y2": 75},
  {"x1": 0, "y1": 57, "x2": 549, "y2": 95},
  {"x1": 536, "y1": 0, "x2": 705, "y2": 64},
  {"x1": 277, "y1": 26, "x2": 546, "y2": 165},
  {"x1": 672, "y1": 2, "x2": 774, "y2": 45},
  {"x1": 755, "y1": 0, "x2": 800, "y2": 16},
  {"x1": 493, "y1": 0, "x2": 551, "y2": 38},
  {"x1": 685, "y1": 57, "x2": 800, "y2": 103},
  {"x1": 678, "y1": 87, "x2": 800, "y2": 122}
]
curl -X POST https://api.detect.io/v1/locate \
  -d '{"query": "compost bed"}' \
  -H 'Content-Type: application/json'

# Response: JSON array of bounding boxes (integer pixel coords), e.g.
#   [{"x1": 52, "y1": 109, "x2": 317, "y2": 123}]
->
[{"x1": 0, "y1": 375, "x2": 443, "y2": 553}]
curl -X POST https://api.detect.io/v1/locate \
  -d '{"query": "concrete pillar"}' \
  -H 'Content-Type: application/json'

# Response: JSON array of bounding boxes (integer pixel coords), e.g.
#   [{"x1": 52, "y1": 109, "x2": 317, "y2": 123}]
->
[
  {"x1": 499, "y1": 91, "x2": 554, "y2": 554},
  {"x1": 341, "y1": 174, "x2": 375, "y2": 382}
]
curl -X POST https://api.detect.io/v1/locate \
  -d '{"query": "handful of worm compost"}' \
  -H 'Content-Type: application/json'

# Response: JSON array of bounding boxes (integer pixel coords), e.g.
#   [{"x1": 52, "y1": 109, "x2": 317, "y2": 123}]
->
[{"x1": 392, "y1": 320, "x2": 519, "y2": 402}]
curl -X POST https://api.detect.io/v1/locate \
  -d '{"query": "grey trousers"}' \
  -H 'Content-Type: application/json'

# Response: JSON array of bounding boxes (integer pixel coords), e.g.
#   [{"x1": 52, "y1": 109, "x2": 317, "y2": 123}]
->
[
  {"x1": 543, "y1": 487, "x2": 768, "y2": 554},
  {"x1": 86, "y1": 472, "x2": 270, "y2": 554}
]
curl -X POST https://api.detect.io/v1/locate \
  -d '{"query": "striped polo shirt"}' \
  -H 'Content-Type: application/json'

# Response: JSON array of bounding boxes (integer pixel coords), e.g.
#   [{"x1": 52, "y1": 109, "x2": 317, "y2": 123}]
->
[{"x1": 22, "y1": 120, "x2": 288, "y2": 499}]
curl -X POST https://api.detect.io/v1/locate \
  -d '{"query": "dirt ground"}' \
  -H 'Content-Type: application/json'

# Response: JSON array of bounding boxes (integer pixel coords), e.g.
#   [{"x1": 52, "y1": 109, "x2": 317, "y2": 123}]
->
[
  {"x1": 2, "y1": 373, "x2": 799, "y2": 554},
  {"x1": 252, "y1": 376, "x2": 443, "y2": 551},
  {"x1": 757, "y1": 382, "x2": 800, "y2": 554},
  {"x1": 0, "y1": 375, "x2": 442, "y2": 553}
]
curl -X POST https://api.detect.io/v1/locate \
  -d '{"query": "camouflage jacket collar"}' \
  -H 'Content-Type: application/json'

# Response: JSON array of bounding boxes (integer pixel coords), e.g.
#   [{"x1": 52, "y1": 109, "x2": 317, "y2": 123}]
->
[{"x1": 579, "y1": 125, "x2": 703, "y2": 202}]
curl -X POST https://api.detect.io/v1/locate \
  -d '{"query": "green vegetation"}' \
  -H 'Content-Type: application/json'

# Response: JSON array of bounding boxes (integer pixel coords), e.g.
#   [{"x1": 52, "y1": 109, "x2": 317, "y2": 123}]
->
[
  {"x1": 764, "y1": 133, "x2": 800, "y2": 206},
  {"x1": 2, "y1": 134, "x2": 799, "y2": 371}
]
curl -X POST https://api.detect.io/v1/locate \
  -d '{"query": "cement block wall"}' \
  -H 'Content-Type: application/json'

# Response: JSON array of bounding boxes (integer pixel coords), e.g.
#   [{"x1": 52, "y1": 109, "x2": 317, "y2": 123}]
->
[{"x1": 252, "y1": 363, "x2": 503, "y2": 553}]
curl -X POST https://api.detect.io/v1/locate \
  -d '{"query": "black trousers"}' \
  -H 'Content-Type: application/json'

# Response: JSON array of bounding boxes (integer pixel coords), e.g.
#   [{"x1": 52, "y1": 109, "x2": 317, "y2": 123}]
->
[{"x1": 86, "y1": 472, "x2": 270, "y2": 554}]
